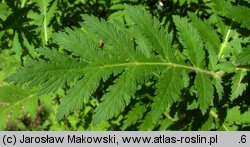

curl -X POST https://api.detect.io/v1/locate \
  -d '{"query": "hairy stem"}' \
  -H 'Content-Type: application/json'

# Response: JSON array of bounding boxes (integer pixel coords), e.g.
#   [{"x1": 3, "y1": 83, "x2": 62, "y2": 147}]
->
[{"x1": 98, "y1": 61, "x2": 219, "y2": 78}]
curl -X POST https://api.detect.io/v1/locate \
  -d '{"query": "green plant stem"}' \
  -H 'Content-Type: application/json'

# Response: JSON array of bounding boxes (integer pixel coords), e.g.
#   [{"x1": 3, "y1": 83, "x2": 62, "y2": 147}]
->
[
  {"x1": 98, "y1": 61, "x2": 219, "y2": 78},
  {"x1": 42, "y1": 0, "x2": 48, "y2": 46},
  {"x1": 218, "y1": 0, "x2": 241, "y2": 59},
  {"x1": 236, "y1": 67, "x2": 250, "y2": 71},
  {"x1": 210, "y1": 110, "x2": 229, "y2": 131},
  {"x1": 164, "y1": 112, "x2": 177, "y2": 122},
  {"x1": 21, "y1": 0, "x2": 26, "y2": 8},
  {"x1": 45, "y1": 61, "x2": 219, "y2": 78},
  {"x1": 218, "y1": 22, "x2": 232, "y2": 59}
]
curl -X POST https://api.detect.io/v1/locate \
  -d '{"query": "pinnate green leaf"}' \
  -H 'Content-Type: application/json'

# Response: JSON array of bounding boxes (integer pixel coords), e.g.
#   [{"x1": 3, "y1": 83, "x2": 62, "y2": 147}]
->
[{"x1": 195, "y1": 73, "x2": 214, "y2": 114}]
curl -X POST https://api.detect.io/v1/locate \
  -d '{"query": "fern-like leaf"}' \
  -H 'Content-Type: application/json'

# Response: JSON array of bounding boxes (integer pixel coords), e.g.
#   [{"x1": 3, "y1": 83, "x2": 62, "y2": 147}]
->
[
  {"x1": 82, "y1": 14, "x2": 137, "y2": 60},
  {"x1": 213, "y1": 0, "x2": 250, "y2": 30},
  {"x1": 236, "y1": 46, "x2": 250, "y2": 65},
  {"x1": 188, "y1": 12, "x2": 221, "y2": 53},
  {"x1": 132, "y1": 28, "x2": 153, "y2": 58},
  {"x1": 140, "y1": 68, "x2": 184, "y2": 130},
  {"x1": 56, "y1": 70, "x2": 106, "y2": 120},
  {"x1": 5, "y1": 48, "x2": 86, "y2": 94},
  {"x1": 214, "y1": 78, "x2": 224, "y2": 100},
  {"x1": 93, "y1": 67, "x2": 153, "y2": 124},
  {"x1": 125, "y1": 5, "x2": 174, "y2": 61},
  {"x1": 52, "y1": 28, "x2": 101, "y2": 62},
  {"x1": 226, "y1": 107, "x2": 250, "y2": 124},
  {"x1": 230, "y1": 70, "x2": 248, "y2": 100},
  {"x1": 195, "y1": 73, "x2": 214, "y2": 114},
  {"x1": 224, "y1": 5, "x2": 250, "y2": 30},
  {"x1": 5, "y1": 5, "x2": 220, "y2": 128},
  {"x1": 173, "y1": 16, "x2": 205, "y2": 68},
  {"x1": 122, "y1": 103, "x2": 147, "y2": 130},
  {"x1": 12, "y1": 33, "x2": 22, "y2": 59}
]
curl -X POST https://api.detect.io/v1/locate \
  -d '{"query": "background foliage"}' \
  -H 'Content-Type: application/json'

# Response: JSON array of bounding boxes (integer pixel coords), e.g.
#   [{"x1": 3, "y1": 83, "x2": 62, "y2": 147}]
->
[{"x1": 0, "y1": 0, "x2": 250, "y2": 130}]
